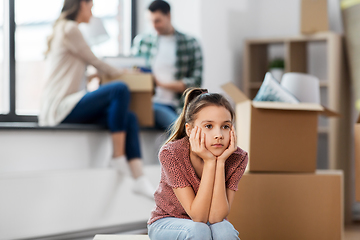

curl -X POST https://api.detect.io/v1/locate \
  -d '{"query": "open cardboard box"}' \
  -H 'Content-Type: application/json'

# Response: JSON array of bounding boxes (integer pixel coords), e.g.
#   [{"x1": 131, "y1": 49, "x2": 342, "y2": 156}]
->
[
  {"x1": 355, "y1": 115, "x2": 360, "y2": 201},
  {"x1": 222, "y1": 82, "x2": 338, "y2": 173},
  {"x1": 102, "y1": 73, "x2": 154, "y2": 127},
  {"x1": 228, "y1": 170, "x2": 343, "y2": 240}
]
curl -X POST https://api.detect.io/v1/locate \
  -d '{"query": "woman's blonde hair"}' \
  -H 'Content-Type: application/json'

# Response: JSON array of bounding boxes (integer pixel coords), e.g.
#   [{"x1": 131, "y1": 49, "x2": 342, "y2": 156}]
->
[
  {"x1": 165, "y1": 88, "x2": 235, "y2": 144},
  {"x1": 44, "y1": 0, "x2": 92, "y2": 56}
]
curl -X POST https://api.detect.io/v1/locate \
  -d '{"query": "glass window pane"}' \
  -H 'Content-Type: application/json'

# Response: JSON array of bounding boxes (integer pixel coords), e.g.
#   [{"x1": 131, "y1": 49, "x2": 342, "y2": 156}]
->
[
  {"x1": 0, "y1": 0, "x2": 8, "y2": 114},
  {"x1": 15, "y1": 0, "x2": 63, "y2": 115},
  {"x1": 14, "y1": 0, "x2": 131, "y2": 115},
  {"x1": 87, "y1": 0, "x2": 120, "y2": 57}
]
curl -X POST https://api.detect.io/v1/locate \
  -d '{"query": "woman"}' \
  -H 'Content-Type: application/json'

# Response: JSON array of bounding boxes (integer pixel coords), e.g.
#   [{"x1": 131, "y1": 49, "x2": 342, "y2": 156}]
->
[{"x1": 39, "y1": 0, "x2": 154, "y2": 199}]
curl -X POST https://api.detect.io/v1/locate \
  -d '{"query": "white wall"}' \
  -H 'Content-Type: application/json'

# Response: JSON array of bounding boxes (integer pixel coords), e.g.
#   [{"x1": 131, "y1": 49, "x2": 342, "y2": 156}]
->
[
  {"x1": 137, "y1": 0, "x2": 343, "y2": 92},
  {"x1": 137, "y1": 0, "x2": 202, "y2": 39}
]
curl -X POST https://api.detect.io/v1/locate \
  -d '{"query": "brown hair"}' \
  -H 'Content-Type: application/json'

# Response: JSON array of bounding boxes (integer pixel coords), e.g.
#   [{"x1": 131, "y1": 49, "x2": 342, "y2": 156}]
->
[
  {"x1": 165, "y1": 88, "x2": 235, "y2": 144},
  {"x1": 45, "y1": 0, "x2": 92, "y2": 56}
]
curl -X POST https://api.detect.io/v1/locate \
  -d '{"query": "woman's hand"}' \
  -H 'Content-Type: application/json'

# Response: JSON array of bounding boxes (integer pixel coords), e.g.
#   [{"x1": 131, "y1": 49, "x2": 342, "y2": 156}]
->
[
  {"x1": 87, "y1": 73, "x2": 99, "y2": 82},
  {"x1": 189, "y1": 126, "x2": 216, "y2": 162},
  {"x1": 217, "y1": 126, "x2": 237, "y2": 163}
]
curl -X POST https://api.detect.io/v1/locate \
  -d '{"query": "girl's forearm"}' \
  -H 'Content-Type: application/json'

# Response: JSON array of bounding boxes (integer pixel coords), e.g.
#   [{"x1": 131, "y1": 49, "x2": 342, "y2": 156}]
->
[
  {"x1": 189, "y1": 160, "x2": 216, "y2": 223},
  {"x1": 208, "y1": 161, "x2": 230, "y2": 224}
]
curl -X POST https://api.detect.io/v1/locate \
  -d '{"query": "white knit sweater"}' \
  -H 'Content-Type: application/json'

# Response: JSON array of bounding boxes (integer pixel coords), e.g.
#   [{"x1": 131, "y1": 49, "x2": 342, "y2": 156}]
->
[{"x1": 38, "y1": 20, "x2": 121, "y2": 126}]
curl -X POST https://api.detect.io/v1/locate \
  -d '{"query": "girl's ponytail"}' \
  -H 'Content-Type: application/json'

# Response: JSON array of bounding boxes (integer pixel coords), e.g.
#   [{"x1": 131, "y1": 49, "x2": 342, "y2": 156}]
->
[{"x1": 165, "y1": 88, "x2": 208, "y2": 144}]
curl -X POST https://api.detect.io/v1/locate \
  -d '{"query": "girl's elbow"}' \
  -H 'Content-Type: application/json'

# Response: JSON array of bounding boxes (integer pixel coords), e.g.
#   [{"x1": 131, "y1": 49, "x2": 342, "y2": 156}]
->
[
  {"x1": 190, "y1": 213, "x2": 209, "y2": 223},
  {"x1": 192, "y1": 218, "x2": 208, "y2": 223},
  {"x1": 208, "y1": 216, "x2": 224, "y2": 224},
  {"x1": 208, "y1": 211, "x2": 230, "y2": 224}
]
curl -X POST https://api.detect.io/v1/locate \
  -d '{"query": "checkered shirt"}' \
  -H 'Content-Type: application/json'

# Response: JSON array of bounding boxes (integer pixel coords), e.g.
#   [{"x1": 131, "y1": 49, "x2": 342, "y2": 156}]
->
[{"x1": 131, "y1": 30, "x2": 203, "y2": 90}]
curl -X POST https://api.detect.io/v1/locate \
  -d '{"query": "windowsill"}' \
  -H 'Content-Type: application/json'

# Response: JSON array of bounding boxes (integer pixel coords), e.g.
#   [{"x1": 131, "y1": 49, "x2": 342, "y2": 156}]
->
[
  {"x1": 0, "y1": 122, "x2": 106, "y2": 131},
  {"x1": 0, "y1": 122, "x2": 163, "y2": 132}
]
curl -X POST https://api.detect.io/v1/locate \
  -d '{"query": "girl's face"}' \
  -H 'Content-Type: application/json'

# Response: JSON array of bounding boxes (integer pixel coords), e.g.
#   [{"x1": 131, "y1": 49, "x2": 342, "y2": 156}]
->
[
  {"x1": 77, "y1": 0, "x2": 93, "y2": 23},
  {"x1": 188, "y1": 105, "x2": 233, "y2": 157}
]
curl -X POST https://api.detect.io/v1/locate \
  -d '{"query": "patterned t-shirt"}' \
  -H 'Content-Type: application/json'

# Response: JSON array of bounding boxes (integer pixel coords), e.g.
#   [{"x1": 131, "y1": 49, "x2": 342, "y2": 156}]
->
[{"x1": 148, "y1": 136, "x2": 248, "y2": 225}]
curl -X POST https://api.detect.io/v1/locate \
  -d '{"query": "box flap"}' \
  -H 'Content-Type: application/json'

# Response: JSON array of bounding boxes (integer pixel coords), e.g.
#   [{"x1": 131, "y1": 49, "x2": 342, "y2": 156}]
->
[
  {"x1": 119, "y1": 73, "x2": 153, "y2": 92},
  {"x1": 252, "y1": 101, "x2": 324, "y2": 111},
  {"x1": 252, "y1": 101, "x2": 339, "y2": 117},
  {"x1": 102, "y1": 73, "x2": 153, "y2": 92},
  {"x1": 221, "y1": 82, "x2": 249, "y2": 103},
  {"x1": 321, "y1": 107, "x2": 340, "y2": 117}
]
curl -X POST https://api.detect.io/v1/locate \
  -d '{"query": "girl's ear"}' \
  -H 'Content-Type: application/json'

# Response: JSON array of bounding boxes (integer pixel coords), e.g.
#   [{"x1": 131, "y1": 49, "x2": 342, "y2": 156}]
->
[{"x1": 185, "y1": 123, "x2": 192, "y2": 137}]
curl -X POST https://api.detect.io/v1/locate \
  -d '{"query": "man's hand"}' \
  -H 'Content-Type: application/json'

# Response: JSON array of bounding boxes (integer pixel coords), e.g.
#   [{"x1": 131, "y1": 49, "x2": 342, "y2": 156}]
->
[
  {"x1": 152, "y1": 75, "x2": 162, "y2": 87},
  {"x1": 152, "y1": 75, "x2": 186, "y2": 93}
]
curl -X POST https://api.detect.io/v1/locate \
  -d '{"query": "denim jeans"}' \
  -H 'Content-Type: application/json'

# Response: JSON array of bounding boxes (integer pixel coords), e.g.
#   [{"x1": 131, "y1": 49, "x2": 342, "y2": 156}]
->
[
  {"x1": 62, "y1": 81, "x2": 141, "y2": 160},
  {"x1": 147, "y1": 217, "x2": 240, "y2": 240},
  {"x1": 153, "y1": 102, "x2": 178, "y2": 131}
]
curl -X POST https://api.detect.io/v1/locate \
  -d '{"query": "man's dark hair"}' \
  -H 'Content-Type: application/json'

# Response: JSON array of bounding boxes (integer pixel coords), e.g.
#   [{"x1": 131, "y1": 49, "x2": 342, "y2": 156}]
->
[{"x1": 148, "y1": 0, "x2": 171, "y2": 15}]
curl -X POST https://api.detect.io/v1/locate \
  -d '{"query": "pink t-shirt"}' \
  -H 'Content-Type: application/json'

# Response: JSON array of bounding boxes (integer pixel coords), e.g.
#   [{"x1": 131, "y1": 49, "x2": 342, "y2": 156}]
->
[{"x1": 148, "y1": 136, "x2": 248, "y2": 225}]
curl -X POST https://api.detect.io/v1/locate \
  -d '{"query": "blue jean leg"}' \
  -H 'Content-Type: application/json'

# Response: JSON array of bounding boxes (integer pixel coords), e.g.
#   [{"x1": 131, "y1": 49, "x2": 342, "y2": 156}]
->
[
  {"x1": 123, "y1": 112, "x2": 141, "y2": 159},
  {"x1": 153, "y1": 103, "x2": 178, "y2": 131},
  {"x1": 62, "y1": 81, "x2": 141, "y2": 159},
  {"x1": 209, "y1": 220, "x2": 240, "y2": 240},
  {"x1": 148, "y1": 218, "x2": 212, "y2": 240}
]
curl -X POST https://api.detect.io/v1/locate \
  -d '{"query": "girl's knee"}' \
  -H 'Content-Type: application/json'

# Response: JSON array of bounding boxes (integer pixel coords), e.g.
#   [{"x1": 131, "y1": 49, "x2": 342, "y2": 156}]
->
[
  {"x1": 210, "y1": 220, "x2": 240, "y2": 240},
  {"x1": 184, "y1": 221, "x2": 211, "y2": 240}
]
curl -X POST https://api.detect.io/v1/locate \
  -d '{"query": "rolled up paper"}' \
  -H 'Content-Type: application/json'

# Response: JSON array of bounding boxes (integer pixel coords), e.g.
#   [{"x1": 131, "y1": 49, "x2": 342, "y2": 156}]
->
[{"x1": 280, "y1": 72, "x2": 320, "y2": 104}]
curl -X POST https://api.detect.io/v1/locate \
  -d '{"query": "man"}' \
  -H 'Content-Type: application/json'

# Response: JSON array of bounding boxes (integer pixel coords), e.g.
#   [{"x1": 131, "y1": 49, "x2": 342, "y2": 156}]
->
[{"x1": 132, "y1": 0, "x2": 203, "y2": 131}]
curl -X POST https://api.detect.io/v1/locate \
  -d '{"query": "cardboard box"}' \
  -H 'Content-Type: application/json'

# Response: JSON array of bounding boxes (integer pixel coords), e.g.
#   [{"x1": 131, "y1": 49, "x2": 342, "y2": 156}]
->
[
  {"x1": 222, "y1": 83, "x2": 337, "y2": 173},
  {"x1": 355, "y1": 117, "x2": 360, "y2": 201},
  {"x1": 228, "y1": 170, "x2": 343, "y2": 240},
  {"x1": 301, "y1": 0, "x2": 329, "y2": 34},
  {"x1": 103, "y1": 73, "x2": 154, "y2": 127}
]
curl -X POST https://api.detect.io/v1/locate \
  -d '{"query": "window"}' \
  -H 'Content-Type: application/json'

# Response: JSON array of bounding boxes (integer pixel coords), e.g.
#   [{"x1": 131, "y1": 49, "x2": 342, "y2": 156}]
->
[
  {"x1": 14, "y1": 0, "x2": 63, "y2": 115},
  {"x1": 0, "y1": 0, "x2": 8, "y2": 114},
  {"x1": 0, "y1": 0, "x2": 136, "y2": 122}
]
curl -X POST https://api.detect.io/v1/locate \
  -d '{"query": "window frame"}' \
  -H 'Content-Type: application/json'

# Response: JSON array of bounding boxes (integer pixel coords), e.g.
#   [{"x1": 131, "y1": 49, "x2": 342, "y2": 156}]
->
[{"x1": 0, "y1": 0, "x2": 137, "y2": 123}]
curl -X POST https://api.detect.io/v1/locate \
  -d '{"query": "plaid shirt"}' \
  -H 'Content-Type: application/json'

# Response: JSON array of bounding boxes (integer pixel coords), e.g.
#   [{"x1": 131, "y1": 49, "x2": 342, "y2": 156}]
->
[{"x1": 131, "y1": 30, "x2": 203, "y2": 90}]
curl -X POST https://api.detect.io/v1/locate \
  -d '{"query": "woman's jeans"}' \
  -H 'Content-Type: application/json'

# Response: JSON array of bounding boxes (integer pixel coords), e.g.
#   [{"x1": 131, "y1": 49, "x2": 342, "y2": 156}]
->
[
  {"x1": 147, "y1": 217, "x2": 240, "y2": 240},
  {"x1": 153, "y1": 102, "x2": 178, "y2": 131},
  {"x1": 62, "y1": 81, "x2": 141, "y2": 160}
]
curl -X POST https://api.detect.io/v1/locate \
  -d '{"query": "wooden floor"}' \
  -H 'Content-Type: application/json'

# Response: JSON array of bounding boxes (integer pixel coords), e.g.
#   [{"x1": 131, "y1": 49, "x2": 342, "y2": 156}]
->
[{"x1": 345, "y1": 223, "x2": 360, "y2": 240}]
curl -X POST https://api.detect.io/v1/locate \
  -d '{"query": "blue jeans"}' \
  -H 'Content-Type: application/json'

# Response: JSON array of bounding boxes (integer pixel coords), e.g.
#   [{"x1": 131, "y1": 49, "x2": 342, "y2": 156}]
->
[
  {"x1": 62, "y1": 81, "x2": 141, "y2": 160},
  {"x1": 147, "y1": 218, "x2": 240, "y2": 240},
  {"x1": 153, "y1": 102, "x2": 178, "y2": 131}
]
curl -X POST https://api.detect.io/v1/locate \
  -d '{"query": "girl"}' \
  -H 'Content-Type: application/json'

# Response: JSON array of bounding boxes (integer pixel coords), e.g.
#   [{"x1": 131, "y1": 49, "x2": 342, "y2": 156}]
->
[
  {"x1": 39, "y1": 0, "x2": 154, "y2": 199},
  {"x1": 147, "y1": 88, "x2": 248, "y2": 239}
]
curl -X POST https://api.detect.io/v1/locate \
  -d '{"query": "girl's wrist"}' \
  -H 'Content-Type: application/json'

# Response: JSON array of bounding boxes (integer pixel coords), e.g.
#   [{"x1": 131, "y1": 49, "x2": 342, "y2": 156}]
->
[
  {"x1": 216, "y1": 158, "x2": 226, "y2": 166},
  {"x1": 203, "y1": 157, "x2": 217, "y2": 164}
]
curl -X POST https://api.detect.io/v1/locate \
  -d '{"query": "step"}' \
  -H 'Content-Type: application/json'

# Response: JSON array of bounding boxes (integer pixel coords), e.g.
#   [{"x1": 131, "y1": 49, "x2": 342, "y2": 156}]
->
[
  {"x1": 0, "y1": 128, "x2": 166, "y2": 173},
  {"x1": 0, "y1": 165, "x2": 161, "y2": 240}
]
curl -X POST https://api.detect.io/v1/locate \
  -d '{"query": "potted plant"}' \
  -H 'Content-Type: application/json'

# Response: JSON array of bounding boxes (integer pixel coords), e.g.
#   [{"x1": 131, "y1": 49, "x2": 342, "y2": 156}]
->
[{"x1": 268, "y1": 58, "x2": 285, "y2": 82}]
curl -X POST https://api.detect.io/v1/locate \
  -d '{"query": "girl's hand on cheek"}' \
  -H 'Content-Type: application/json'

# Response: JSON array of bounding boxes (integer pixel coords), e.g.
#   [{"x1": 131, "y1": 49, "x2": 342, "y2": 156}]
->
[
  {"x1": 217, "y1": 127, "x2": 237, "y2": 163},
  {"x1": 189, "y1": 126, "x2": 216, "y2": 162}
]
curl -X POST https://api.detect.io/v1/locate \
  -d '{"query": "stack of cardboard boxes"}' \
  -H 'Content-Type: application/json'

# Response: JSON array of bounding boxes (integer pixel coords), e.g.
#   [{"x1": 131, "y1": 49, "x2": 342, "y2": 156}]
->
[{"x1": 222, "y1": 83, "x2": 344, "y2": 240}]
